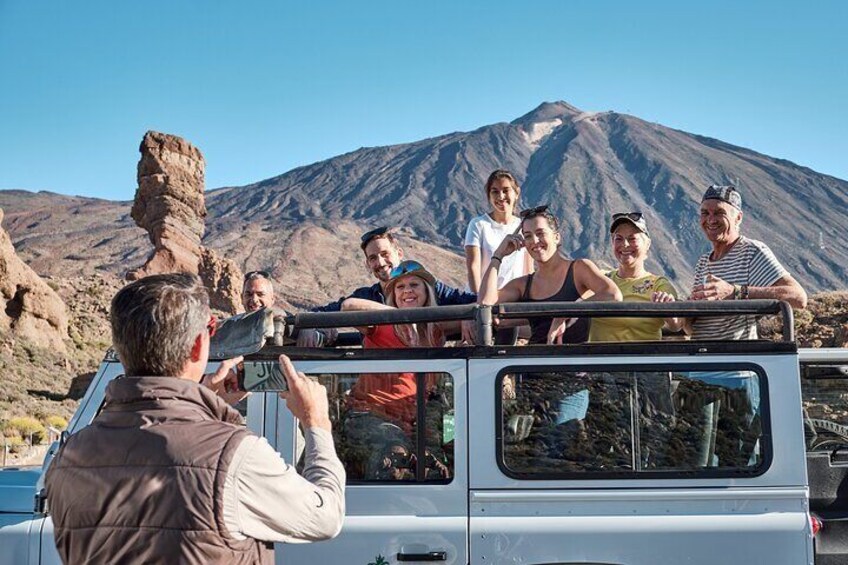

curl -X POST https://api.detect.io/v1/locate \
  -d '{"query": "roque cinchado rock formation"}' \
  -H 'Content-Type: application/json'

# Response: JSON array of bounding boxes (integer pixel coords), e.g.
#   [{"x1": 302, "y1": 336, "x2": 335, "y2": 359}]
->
[
  {"x1": 127, "y1": 131, "x2": 243, "y2": 314},
  {"x1": 0, "y1": 207, "x2": 69, "y2": 351}
]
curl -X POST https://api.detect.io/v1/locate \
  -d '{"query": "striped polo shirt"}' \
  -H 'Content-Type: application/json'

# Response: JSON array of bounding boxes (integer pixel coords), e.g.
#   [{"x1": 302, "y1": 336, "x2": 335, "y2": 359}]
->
[{"x1": 690, "y1": 236, "x2": 787, "y2": 340}]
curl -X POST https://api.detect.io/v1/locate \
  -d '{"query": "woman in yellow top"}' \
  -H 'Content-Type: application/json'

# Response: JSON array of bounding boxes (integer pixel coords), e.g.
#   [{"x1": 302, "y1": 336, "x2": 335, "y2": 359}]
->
[{"x1": 589, "y1": 213, "x2": 683, "y2": 342}]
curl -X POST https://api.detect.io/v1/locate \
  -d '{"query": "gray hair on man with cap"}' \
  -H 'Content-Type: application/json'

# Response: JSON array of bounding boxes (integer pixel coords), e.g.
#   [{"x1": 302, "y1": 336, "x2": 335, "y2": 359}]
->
[{"x1": 686, "y1": 183, "x2": 807, "y2": 340}]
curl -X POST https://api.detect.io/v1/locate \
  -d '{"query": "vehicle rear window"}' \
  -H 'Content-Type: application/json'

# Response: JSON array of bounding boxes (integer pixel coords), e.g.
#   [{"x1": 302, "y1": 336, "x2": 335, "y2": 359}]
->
[
  {"x1": 300, "y1": 372, "x2": 454, "y2": 484},
  {"x1": 499, "y1": 366, "x2": 768, "y2": 478},
  {"x1": 801, "y1": 362, "x2": 848, "y2": 452}
]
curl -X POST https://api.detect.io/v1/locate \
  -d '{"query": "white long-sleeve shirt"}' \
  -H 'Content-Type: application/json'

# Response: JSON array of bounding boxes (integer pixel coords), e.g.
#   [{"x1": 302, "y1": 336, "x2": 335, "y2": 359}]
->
[{"x1": 222, "y1": 427, "x2": 346, "y2": 542}]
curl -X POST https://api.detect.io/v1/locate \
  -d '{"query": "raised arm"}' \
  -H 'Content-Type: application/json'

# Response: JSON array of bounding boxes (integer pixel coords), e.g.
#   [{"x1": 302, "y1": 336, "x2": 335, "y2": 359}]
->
[
  {"x1": 574, "y1": 259, "x2": 622, "y2": 301},
  {"x1": 478, "y1": 234, "x2": 525, "y2": 306},
  {"x1": 745, "y1": 274, "x2": 808, "y2": 309},
  {"x1": 228, "y1": 355, "x2": 345, "y2": 543},
  {"x1": 691, "y1": 273, "x2": 807, "y2": 309}
]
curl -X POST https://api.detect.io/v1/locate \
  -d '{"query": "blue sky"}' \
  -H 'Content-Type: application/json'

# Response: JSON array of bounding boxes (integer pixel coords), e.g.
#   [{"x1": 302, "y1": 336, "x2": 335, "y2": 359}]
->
[{"x1": 1, "y1": 1, "x2": 846, "y2": 201}]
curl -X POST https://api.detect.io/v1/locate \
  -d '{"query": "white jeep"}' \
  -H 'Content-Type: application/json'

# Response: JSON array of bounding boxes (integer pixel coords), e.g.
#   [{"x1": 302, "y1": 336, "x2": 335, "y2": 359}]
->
[{"x1": 1, "y1": 300, "x2": 844, "y2": 564}]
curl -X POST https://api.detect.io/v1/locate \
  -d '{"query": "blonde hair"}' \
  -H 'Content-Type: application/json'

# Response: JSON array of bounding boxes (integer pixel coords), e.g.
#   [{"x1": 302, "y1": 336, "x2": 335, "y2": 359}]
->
[{"x1": 386, "y1": 276, "x2": 445, "y2": 347}]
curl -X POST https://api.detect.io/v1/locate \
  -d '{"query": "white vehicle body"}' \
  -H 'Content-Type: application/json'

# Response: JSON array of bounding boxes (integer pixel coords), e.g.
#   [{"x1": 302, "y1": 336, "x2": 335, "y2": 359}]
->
[{"x1": 1, "y1": 314, "x2": 841, "y2": 564}]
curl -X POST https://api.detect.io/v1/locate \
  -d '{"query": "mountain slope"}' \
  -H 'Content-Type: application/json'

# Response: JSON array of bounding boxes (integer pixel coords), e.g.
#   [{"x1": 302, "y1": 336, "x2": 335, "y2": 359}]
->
[{"x1": 2, "y1": 101, "x2": 847, "y2": 294}]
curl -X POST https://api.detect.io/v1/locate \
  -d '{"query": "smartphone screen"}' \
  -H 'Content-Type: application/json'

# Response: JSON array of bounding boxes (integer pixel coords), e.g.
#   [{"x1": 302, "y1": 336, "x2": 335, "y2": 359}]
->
[{"x1": 242, "y1": 361, "x2": 289, "y2": 393}]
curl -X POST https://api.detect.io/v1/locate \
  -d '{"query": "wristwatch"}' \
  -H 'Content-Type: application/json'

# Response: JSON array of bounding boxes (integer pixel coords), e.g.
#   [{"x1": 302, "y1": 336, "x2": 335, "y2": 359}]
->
[{"x1": 740, "y1": 284, "x2": 749, "y2": 299}]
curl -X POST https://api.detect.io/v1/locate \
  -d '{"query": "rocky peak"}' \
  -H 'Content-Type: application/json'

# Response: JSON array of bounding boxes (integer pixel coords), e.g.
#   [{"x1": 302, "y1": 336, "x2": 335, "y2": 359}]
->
[
  {"x1": 127, "y1": 131, "x2": 243, "y2": 314},
  {"x1": 0, "y1": 206, "x2": 69, "y2": 351},
  {"x1": 511, "y1": 101, "x2": 582, "y2": 127}
]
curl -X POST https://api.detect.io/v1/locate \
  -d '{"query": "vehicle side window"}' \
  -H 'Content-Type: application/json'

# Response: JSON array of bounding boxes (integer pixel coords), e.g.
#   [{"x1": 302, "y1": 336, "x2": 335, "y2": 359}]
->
[
  {"x1": 801, "y1": 363, "x2": 848, "y2": 452},
  {"x1": 500, "y1": 367, "x2": 767, "y2": 478},
  {"x1": 304, "y1": 372, "x2": 454, "y2": 484}
]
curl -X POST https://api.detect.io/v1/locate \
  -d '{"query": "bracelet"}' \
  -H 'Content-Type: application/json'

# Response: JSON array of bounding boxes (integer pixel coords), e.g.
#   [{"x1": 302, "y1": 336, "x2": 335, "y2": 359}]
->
[
  {"x1": 491, "y1": 256, "x2": 503, "y2": 267},
  {"x1": 740, "y1": 284, "x2": 749, "y2": 299},
  {"x1": 732, "y1": 284, "x2": 741, "y2": 300}
]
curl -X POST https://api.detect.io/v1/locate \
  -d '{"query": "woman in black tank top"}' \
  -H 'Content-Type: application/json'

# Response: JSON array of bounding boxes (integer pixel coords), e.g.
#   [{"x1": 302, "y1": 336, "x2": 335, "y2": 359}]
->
[
  {"x1": 477, "y1": 207, "x2": 622, "y2": 345},
  {"x1": 521, "y1": 262, "x2": 591, "y2": 344}
]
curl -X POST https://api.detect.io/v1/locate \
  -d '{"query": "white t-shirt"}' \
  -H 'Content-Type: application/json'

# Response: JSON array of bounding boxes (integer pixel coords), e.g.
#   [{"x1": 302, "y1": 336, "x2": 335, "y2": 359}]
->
[
  {"x1": 690, "y1": 236, "x2": 788, "y2": 340},
  {"x1": 464, "y1": 213, "x2": 528, "y2": 289}
]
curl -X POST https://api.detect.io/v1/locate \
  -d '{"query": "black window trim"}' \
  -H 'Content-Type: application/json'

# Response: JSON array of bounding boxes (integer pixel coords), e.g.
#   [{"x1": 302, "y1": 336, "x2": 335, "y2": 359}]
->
[
  {"x1": 303, "y1": 369, "x2": 455, "y2": 487},
  {"x1": 494, "y1": 362, "x2": 773, "y2": 481}
]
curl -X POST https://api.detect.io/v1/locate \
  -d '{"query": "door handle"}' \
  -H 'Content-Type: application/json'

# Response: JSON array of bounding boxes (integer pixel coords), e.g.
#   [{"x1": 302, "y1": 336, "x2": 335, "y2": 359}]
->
[{"x1": 397, "y1": 550, "x2": 447, "y2": 561}]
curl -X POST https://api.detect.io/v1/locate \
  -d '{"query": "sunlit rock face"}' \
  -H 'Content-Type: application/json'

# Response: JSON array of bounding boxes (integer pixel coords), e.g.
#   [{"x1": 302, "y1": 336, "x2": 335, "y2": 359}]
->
[
  {"x1": 127, "y1": 131, "x2": 242, "y2": 314},
  {"x1": 0, "y1": 207, "x2": 69, "y2": 351}
]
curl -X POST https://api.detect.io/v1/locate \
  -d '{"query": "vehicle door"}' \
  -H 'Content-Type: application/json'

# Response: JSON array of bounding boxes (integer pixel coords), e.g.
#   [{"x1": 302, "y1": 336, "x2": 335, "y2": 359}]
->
[
  {"x1": 265, "y1": 357, "x2": 467, "y2": 565},
  {"x1": 468, "y1": 352, "x2": 812, "y2": 565},
  {"x1": 801, "y1": 349, "x2": 848, "y2": 565}
]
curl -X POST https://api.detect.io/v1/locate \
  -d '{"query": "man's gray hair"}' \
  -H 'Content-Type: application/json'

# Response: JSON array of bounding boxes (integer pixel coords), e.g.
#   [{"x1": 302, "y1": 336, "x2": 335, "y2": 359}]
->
[
  {"x1": 111, "y1": 273, "x2": 210, "y2": 377},
  {"x1": 243, "y1": 271, "x2": 274, "y2": 292}
]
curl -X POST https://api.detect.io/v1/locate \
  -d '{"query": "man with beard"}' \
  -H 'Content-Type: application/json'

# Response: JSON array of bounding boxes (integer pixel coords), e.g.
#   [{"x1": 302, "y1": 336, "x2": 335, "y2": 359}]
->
[{"x1": 300, "y1": 227, "x2": 476, "y2": 346}]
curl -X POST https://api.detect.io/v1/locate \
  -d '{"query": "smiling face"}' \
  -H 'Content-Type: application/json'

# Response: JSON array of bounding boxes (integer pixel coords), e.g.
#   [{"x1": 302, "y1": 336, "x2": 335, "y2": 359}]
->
[
  {"x1": 487, "y1": 177, "x2": 519, "y2": 215},
  {"x1": 699, "y1": 199, "x2": 742, "y2": 245},
  {"x1": 364, "y1": 236, "x2": 404, "y2": 282},
  {"x1": 242, "y1": 277, "x2": 274, "y2": 312},
  {"x1": 521, "y1": 216, "x2": 561, "y2": 263},
  {"x1": 612, "y1": 223, "x2": 650, "y2": 269},
  {"x1": 392, "y1": 274, "x2": 428, "y2": 308}
]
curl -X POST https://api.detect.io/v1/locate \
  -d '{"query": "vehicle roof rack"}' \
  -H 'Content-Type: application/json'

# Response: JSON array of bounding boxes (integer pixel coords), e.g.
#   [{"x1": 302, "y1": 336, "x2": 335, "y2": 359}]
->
[
  {"x1": 284, "y1": 299, "x2": 794, "y2": 345},
  {"x1": 208, "y1": 300, "x2": 794, "y2": 360}
]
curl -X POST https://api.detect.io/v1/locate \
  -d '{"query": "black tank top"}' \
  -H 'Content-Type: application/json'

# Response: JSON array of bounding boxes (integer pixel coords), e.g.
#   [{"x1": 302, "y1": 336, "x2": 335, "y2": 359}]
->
[{"x1": 519, "y1": 261, "x2": 590, "y2": 345}]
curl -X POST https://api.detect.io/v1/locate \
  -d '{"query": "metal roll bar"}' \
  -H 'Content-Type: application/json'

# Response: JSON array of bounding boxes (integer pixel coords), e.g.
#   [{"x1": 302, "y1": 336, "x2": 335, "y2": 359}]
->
[
  {"x1": 286, "y1": 299, "x2": 794, "y2": 345},
  {"x1": 211, "y1": 300, "x2": 795, "y2": 357}
]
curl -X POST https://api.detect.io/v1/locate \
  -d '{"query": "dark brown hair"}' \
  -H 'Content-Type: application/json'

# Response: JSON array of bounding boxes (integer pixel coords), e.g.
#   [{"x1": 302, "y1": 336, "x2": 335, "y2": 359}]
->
[
  {"x1": 484, "y1": 169, "x2": 521, "y2": 197},
  {"x1": 360, "y1": 232, "x2": 398, "y2": 253}
]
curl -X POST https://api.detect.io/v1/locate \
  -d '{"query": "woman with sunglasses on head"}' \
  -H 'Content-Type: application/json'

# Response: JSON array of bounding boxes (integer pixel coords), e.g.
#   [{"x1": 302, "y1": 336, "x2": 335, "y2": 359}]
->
[
  {"x1": 341, "y1": 260, "x2": 446, "y2": 348},
  {"x1": 340, "y1": 260, "x2": 444, "y2": 433},
  {"x1": 341, "y1": 261, "x2": 449, "y2": 480},
  {"x1": 588, "y1": 213, "x2": 683, "y2": 342},
  {"x1": 478, "y1": 206, "x2": 622, "y2": 344}
]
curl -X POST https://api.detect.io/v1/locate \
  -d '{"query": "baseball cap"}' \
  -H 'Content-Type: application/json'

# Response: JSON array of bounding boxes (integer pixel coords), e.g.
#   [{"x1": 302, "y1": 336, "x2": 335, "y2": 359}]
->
[
  {"x1": 610, "y1": 212, "x2": 650, "y2": 237},
  {"x1": 702, "y1": 184, "x2": 742, "y2": 210}
]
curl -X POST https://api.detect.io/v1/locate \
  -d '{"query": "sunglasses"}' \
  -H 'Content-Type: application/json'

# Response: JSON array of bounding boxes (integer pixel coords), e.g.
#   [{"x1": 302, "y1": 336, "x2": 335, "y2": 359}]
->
[
  {"x1": 389, "y1": 260, "x2": 426, "y2": 280},
  {"x1": 519, "y1": 204, "x2": 550, "y2": 218},
  {"x1": 206, "y1": 316, "x2": 218, "y2": 338},
  {"x1": 243, "y1": 270, "x2": 271, "y2": 281},
  {"x1": 612, "y1": 212, "x2": 643, "y2": 222},
  {"x1": 360, "y1": 226, "x2": 391, "y2": 244}
]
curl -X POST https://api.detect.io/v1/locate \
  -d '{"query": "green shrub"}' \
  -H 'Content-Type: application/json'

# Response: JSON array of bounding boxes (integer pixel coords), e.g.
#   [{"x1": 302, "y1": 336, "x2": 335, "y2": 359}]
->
[
  {"x1": 44, "y1": 415, "x2": 68, "y2": 431},
  {"x1": 5, "y1": 417, "x2": 47, "y2": 445},
  {"x1": 5, "y1": 436, "x2": 28, "y2": 455}
]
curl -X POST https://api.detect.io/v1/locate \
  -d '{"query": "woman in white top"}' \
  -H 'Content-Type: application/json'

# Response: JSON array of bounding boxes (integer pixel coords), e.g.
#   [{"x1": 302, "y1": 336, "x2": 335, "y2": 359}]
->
[
  {"x1": 464, "y1": 169, "x2": 532, "y2": 344},
  {"x1": 464, "y1": 169, "x2": 532, "y2": 292}
]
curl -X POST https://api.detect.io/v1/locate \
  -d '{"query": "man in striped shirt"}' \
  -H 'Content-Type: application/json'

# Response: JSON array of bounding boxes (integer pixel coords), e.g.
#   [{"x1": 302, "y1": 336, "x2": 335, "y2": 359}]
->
[{"x1": 686, "y1": 185, "x2": 807, "y2": 340}]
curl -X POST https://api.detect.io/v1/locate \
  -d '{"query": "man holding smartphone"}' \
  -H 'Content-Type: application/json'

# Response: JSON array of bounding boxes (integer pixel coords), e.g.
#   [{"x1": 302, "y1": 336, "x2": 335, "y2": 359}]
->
[{"x1": 46, "y1": 274, "x2": 345, "y2": 564}]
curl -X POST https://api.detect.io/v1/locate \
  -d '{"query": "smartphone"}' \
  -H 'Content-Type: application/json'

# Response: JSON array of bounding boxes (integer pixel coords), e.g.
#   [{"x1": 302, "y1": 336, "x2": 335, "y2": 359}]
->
[{"x1": 242, "y1": 361, "x2": 289, "y2": 393}]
